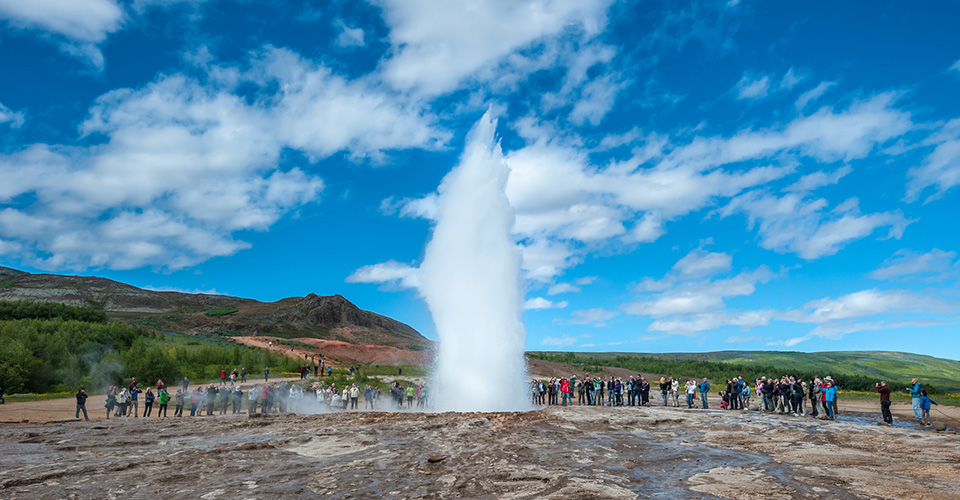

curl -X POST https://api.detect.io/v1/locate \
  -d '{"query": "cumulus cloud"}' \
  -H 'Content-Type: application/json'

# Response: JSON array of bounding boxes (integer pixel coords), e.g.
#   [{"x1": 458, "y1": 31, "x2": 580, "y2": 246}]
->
[
  {"x1": 547, "y1": 282, "x2": 580, "y2": 295},
  {"x1": 0, "y1": 47, "x2": 446, "y2": 271},
  {"x1": 524, "y1": 297, "x2": 568, "y2": 310},
  {"x1": 345, "y1": 261, "x2": 421, "y2": 290},
  {"x1": 335, "y1": 20, "x2": 365, "y2": 47},
  {"x1": 376, "y1": 0, "x2": 613, "y2": 95},
  {"x1": 0, "y1": 0, "x2": 123, "y2": 68}
]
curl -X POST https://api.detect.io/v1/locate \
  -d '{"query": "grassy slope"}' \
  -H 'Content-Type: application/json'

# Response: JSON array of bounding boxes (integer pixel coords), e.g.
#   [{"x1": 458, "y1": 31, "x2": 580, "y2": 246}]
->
[{"x1": 545, "y1": 350, "x2": 960, "y2": 392}]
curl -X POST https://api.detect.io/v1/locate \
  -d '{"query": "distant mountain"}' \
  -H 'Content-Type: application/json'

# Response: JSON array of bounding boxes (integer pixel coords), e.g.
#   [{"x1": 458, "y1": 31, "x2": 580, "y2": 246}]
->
[{"x1": 0, "y1": 266, "x2": 429, "y2": 350}]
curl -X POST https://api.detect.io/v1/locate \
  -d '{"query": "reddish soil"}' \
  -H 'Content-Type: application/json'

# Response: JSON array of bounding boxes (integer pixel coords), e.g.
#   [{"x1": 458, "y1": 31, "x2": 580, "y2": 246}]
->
[{"x1": 232, "y1": 335, "x2": 433, "y2": 366}]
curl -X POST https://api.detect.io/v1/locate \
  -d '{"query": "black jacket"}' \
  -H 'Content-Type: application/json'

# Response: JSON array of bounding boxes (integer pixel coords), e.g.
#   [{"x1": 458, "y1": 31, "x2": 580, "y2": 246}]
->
[{"x1": 76, "y1": 391, "x2": 88, "y2": 405}]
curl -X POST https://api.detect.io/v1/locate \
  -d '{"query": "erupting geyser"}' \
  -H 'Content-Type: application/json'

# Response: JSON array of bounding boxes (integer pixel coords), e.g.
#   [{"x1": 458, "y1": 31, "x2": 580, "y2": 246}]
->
[{"x1": 420, "y1": 110, "x2": 529, "y2": 412}]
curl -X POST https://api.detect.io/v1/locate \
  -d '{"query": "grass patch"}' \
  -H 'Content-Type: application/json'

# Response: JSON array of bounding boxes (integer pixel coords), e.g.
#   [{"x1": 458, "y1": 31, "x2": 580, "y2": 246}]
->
[
  {"x1": 361, "y1": 364, "x2": 428, "y2": 377},
  {"x1": 0, "y1": 280, "x2": 15, "y2": 288},
  {"x1": 205, "y1": 307, "x2": 238, "y2": 317}
]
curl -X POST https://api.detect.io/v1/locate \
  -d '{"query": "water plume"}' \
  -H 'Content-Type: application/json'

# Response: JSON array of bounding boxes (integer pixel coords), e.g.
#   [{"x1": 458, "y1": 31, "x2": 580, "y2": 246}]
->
[{"x1": 420, "y1": 110, "x2": 529, "y2": 412}]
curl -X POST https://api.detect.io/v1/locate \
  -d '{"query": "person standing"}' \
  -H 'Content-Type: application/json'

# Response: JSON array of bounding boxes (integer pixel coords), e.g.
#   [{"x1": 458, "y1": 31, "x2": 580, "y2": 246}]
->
[
  {"x1": 821, "y1": 380, "x2": 837, "y2": 419},
  {"x1": 220, "y1": 369, "x2": 227, "y2": 387},
  {"x1": 248, "y1": 386, "x2": 259, "y2": 414},
  {"x1": 104, "y1": 386, "x2": 116, "y2": 419},
  {"x1": 174, "y1": 389, "x2": 185, "y2": 417},
  {"x1": 808, "y1": 378, "x2": 820, "y2": 417},
  {"x1": 264, "y1": 366, "x2": 270, "y2": 383},
  {"x1": 641, "y1": 377, "x2": 650, "y2": 406},
  {"x1": 182, "y1": 377, "x2": 189, "y2": 393},
  {"x1": 157, "y1": 387, "x2": 169, "y2": 418},
  {"x1": 660, "y1": 377, "x2": 670, "y2": 406},
  {"x1": 232, "y1": 386, "x2": 243, "y2": 414},
  {"x1": 75, "y1": 388, "x2": 89, "y2": 420},
  {"x1": 699, "y1": 378, "x2": 710, "y2": 409},
  {"x1": 240, "y1": 368, "x2": 246, "y2": 383},
  {"x1": 116, "y1": 387, "x2": 129, "y2": 417},
  {"x1": 129, "y1": 386, "x2": 142, "y2": 417},
  {"x1": 876, "y1": 381, "x2": 892, "y2": 424},
  {"x1": 671, "y1": 377, "x2": 680, "y2": 407},
  {"x1": 143, "y1": 388, "x2": 154, "y2": 417},
  {"x1": 907, "y1": 378, "x2": 923, "y2": 421},
  {"x1": 919, "y1": 390, "x2": 938, "y2": 426},
  {"x1": 685, "y1": 380, "x2": 696, "y2": 408},
  {"x1": 350, "y1": 384, "x2": 360, "y2": 410}
]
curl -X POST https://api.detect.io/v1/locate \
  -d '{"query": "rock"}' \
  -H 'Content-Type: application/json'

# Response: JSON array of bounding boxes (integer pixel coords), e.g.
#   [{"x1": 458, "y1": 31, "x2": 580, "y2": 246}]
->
[
  {"x1": 932, "y1": 422, "x2": 947, "y2": 432},
  {"x1": 427, "y1": 455, "x2": 447, "y2": 463}
]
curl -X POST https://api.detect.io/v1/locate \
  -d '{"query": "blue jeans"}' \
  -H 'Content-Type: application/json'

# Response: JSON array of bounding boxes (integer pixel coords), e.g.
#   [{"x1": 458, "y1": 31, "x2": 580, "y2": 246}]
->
[
  {"x1": 561, "y1": 393, "x2": 570, "y2": 405},
  {"x1": 608, "y1": 390, "x2": 614, "y2": 405},
  {"x1": 76, "y1": 404, "x2": 88, "y2": 419},
  {"x1": 686, "y1": 393, "x2": 695, "y2": 407},
  {"x1": 912, "y1": 397, "x2": 921, "y2": 419},
  {"x1": 701, "y1": 393, "x2": 708, "y2": 409},
  {"x1": 587, "y1": 392, "x2": 593, "y2": 405},
  {"x1": 826, "y1": 400, "x2": 835, "y2": 419}
]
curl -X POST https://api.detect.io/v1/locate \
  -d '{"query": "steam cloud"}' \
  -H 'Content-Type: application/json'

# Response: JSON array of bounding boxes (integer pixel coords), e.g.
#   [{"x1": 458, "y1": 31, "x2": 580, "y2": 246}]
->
[{"x1": 420, "y1": 110, "x2": 529, "y2": 412}]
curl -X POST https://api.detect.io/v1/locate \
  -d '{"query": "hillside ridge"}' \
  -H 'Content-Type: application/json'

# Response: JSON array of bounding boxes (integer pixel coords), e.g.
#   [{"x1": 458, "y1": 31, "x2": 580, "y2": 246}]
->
[{"x1": 0, "y1": 266, "x2": 428, "y2": 349}]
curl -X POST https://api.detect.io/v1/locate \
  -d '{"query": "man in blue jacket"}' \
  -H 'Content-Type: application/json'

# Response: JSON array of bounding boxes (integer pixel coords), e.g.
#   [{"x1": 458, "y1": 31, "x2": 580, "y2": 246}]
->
[
  {"x1": 699, "y1": 378, "x2": 710, "y2": 409},
  {"x1": 907, "y1": 378, "x2": 923, "y2": 420}
]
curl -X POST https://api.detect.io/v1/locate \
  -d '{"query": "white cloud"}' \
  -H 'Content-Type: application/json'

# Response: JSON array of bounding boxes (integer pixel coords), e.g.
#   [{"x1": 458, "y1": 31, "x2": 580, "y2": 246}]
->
[
  {"x1": 779, "y1": 67, "x2": 805, "y2": 90},
  {"x1": 726, "y1": 335, "x2": 762, "y2": 343},
  {"x1": 791, "y1": 289, "x2": 940, "y2": 323},
  {"x1": 142, "y1": 285, "x2": 219, "y2": 295},
  {"x1": 541, "y1": 334, "x2": 578, "y2": 347},
  {"x1": 0, "y1": 47, "x2": 446, "y2": 271},
  {"x1": 575, "y1": 276, "x2": 597, "y2": 285},
  {"x1": 785, "y1": 165, "x2": 851, "y2": 192},
  {"x1": 0, "y1": 102, "x2": 25, "y2": 128},
  {"x1": 0, "y1": 0, "x2": 123, "y2": 68},
  {"x1": 335, "y1": 20, "x2": 365, "y2": 47},
  {"x1": 672, "y1": 249, "x2": 732, "y2": 278},
  {"x1": 547, "y1": 282, "x2": 580, "y2": 295},
  {"x1": 345, "y1": 261, "x2": 420, "y2": 290},
  {"x1": 376, "y1": 0, "x2": 613, "y2": 95},
  {"x1": 735, "y1": 73, "x2": 770, "y2": 100},
  {"x1": 795, "y1": 81, "x2": 836, "y2": 111},
  {"x1": 950, "y1": 58, "x2": 960, "y2": 73},
  {"x1": 870, "y1": 249, "x2": 958, "y2": 281},
  {"x1": 905, "y1": 118, "x2": 960, "y2": 202},
  {"x1": 569, "y1": 307, "x2": 617, "y2": 325},
  {"x1": 648, "y1": 311, "x2": 774, "y2": 334},
  {"x1": 625, "y1": 267, "x2": 772, "y2": 317},
  {"x1": 524, "y1": 297, "x2": 568, "y2": 310},
  {"x1": 721, "y1": 192, "x2": 910, "y2": 260}
]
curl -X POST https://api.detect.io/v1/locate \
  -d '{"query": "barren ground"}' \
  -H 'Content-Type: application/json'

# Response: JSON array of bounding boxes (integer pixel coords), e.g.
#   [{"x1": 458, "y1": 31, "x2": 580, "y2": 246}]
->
[{"x1": 1, "y1": 403, "x2": 958, "y2": 500}]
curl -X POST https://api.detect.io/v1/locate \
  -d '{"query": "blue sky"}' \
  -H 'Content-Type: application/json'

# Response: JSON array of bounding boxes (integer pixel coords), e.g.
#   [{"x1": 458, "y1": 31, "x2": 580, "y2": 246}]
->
[{"x1": 1, "y1": 0, "x2": 959, "y2": 359}]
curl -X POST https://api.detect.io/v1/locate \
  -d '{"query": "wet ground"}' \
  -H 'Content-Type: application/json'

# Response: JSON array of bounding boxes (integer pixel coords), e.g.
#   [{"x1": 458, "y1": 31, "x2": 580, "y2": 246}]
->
[{"x1": 0, "y1": 405, "x2": 957, "y2": 499}]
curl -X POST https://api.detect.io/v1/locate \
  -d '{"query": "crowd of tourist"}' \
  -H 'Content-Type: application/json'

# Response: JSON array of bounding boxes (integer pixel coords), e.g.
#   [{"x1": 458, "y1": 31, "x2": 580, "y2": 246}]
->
[{"x1": 530, "y1": 373, "x2": 939, "y2": 425}]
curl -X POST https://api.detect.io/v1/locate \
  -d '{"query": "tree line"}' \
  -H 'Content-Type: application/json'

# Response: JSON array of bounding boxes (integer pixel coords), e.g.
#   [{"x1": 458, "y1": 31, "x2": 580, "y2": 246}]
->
[{"x1": 0, "y1": 301, "x2": 299, "y2": 394}]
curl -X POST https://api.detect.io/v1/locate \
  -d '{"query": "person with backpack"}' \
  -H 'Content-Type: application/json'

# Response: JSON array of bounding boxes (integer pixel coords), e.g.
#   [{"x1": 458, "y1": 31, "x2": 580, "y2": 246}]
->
[
  {"x1": 907, "y1": 378, "x2": 923, "y2": 421},
  {"x1": 116, "y1": 387, "x2": 129, "y2": 417},
  {"x1": 174, "y1": 389, "x2": 185, "y2": 417}
]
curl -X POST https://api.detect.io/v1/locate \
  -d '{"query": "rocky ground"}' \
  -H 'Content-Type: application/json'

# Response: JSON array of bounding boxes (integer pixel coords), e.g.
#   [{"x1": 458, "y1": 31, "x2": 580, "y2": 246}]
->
[{"x1": 1, "y1": 404, "x2": 957, "y2": 500}]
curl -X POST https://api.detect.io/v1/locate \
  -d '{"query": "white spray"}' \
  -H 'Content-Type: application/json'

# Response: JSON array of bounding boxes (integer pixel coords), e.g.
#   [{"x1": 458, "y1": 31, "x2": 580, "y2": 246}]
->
[{"x1": 420, "y1": 110, "x2": 529, "y2": 412}]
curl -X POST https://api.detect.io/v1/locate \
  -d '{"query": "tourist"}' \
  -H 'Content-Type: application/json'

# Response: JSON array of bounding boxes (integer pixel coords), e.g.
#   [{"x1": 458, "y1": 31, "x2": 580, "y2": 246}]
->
[
  {"x1": 685, "y1": 379, "x2": 697, "y2": 408},
  {"x1": 808, "y1": 378, "x2": 820, "y2": 417},
  {"x1": 105, "y1": 386, "x2": 116, "y2": 419},
  {"x1": 577, "y1": 377, "x2": 586, "y2": 405},
  {"x1": 659, "y1": 377, "x2": 669, "y2": 406},
  {"x1": 350, "y1": 384, "x2": 360, "y2": 409},
  {"x1": 671, "y1": 377, "x2": 680, "y2": 407},
  {"x1": 741, "y1": 381, "x2": 751, "y2": 409},
  {"x1": 821, "y1": 380, "x2": 837, "y2": 420},
  {"x1": 248, "y1": 386, "x2": 259, "y2": 414},
  {"x1": 907, "y1": 378, "x2": 923, "y2": 421},
  {"x1": 699, "y1": 378, "x2": 710, "y2": 409},
  {"x1": 640, "y1": 377, "x2": 650, "y2": 406},
  {"x1": 182, "y1": 377, "x2": 189, "y2": 392},
  {"x1": 876, "y1": 381, "x2": 892, "y2": 424},
  {"x1": 157, "y1": 387, "x2": 169, "y2": 418},
  {"x1": 0, "y1": 385, "x2": 4, "y2": 404},
  {"x1": 116, "y1": 387, "x2": 129, "y2": 417},
  {"x1": 232, "y1": 386, "x2": 243, "y2": 413},
  {"x1": 264, "y1": 366, "x2": 270, "y2": 383},
  {"x1": 561, "y1": 377, "x2": 571, "y2": 406},
  {"x1": 220, "y1": 385, "x2": 230, "y2": 415},
  {"x1": 129, "y1": 385, "x2": 142, "y2": 417},
  {"x1": 761, "y1": 378, "x2": 774, "y2": 412},
  {"x1": 366, "y1": 385, "x2": 375, "y2": 409},
  {"x1": 174, "y1": 389, "x2": 184, "y2": 417},
  {"x1": 405, "y1": 384, "x2": 415, "y2": 408},
  {"x1": 75, "y1": 388, "x2": 89, "y2": 420},
  {"x1": 206, "y1": 386, "x2": 217, "y2": 415},
  {"x1": 789, "y1": 376, "x2": 804, "y2": 416},
  {"x1": 143, "y1": 388, "x2": 154, "y2": 417},
  {"x1": 220, "y1": 369, "x2": 227, "y2": 387},
  {"x1": 919, "y1": 390, "x2": 938, "y2": 426},
  {"x1": 719, "y1": 390, "x2": 729, "y2": 409},
  {"x1": 240, "y1": 368, "x2": 246, "y2": 383}
]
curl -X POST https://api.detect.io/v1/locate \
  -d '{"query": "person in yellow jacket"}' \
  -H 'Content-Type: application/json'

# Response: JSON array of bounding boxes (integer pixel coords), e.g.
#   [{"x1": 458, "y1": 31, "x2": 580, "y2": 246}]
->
[{"x1": 405, "y1": 384, "x2": 416, "y2": 408}]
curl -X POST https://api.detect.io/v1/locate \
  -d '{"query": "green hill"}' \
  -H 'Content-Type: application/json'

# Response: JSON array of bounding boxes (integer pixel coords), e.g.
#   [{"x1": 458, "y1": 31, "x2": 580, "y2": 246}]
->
[{"x1": 529, "y1": 350, "x2": 960, "y2": 393}]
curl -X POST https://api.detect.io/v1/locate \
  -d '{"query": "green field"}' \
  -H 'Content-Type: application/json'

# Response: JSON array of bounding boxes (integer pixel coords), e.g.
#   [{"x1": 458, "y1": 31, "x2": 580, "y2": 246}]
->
[{"x1": 530, "y1": 350, "x2": 960, "y2": 393}]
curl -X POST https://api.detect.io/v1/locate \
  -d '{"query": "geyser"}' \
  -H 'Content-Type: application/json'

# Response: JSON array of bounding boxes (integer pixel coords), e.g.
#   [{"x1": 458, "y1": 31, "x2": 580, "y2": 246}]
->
[{"x1": 420, "y1": 110, "x2": 529, "y2": 412}]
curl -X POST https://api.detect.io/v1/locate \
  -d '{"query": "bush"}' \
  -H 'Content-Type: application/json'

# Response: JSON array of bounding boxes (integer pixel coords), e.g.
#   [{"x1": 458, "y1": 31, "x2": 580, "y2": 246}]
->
[{"x1": 205, "y1": 307, "x2": 238, "y2": 317}]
